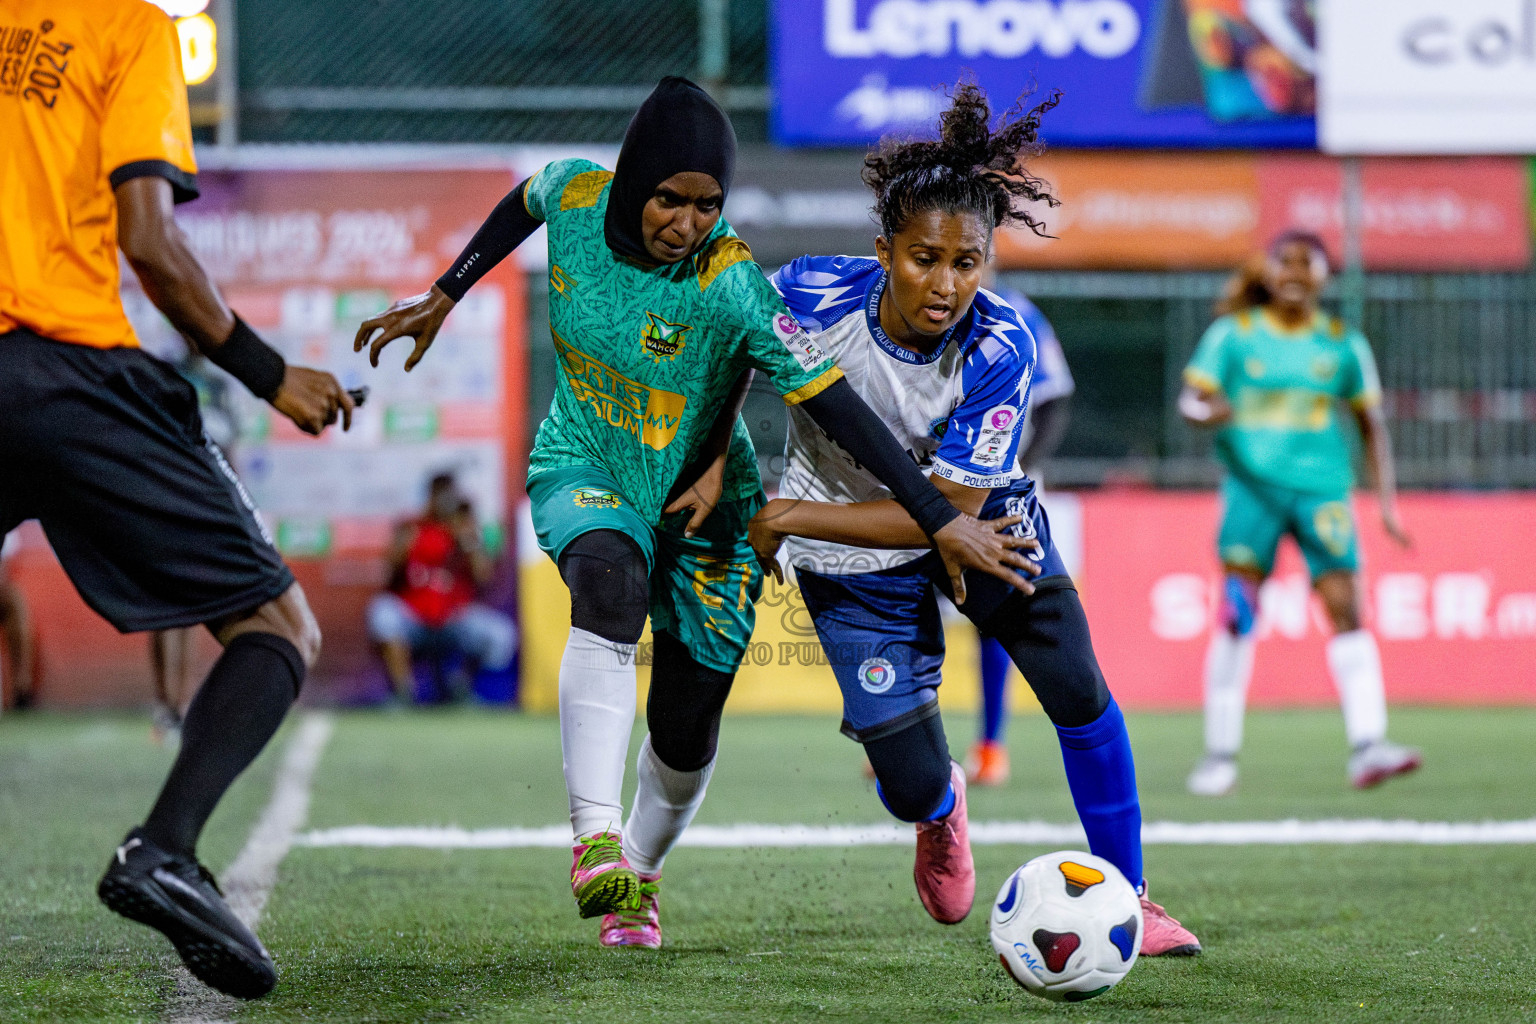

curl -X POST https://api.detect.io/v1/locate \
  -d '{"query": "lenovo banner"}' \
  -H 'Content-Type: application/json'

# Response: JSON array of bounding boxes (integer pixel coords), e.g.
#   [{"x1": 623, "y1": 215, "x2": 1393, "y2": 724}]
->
[
  {"x1": 771, "y1": 0, "x2": 1319, "y2": 147},
  {"x1": 992, "y1": 152, "x2": 1531, "y2": 270}
]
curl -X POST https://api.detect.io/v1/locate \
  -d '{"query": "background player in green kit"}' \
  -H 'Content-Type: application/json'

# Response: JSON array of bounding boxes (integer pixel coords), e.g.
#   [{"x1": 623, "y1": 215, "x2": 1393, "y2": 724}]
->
[
  {"x1": 355, "y1": 78, "x2": 1037, "y2": 948},
  {"x1": 1180, "y1": 231, "x2": 1420, "y2": 797}
]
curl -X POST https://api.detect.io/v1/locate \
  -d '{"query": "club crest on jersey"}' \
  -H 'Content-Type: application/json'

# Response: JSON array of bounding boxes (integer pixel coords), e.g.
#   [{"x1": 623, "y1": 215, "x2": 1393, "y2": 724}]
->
[
  {"x1": 640, "y1": 313, "x2": 691, "y2": 362},
  {"x1": 571, "y1": 487, "x2": 623, "y2": 509}
]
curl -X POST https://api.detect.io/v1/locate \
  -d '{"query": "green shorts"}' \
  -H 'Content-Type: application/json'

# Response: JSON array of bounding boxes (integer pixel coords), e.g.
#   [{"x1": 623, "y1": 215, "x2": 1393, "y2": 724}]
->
[
  {"x1": 527, "y1": 465, "x2": 765, "y2": 674},
  {"x1": 1218, "y1": 473, "x2": 1359, "y2": 580}
]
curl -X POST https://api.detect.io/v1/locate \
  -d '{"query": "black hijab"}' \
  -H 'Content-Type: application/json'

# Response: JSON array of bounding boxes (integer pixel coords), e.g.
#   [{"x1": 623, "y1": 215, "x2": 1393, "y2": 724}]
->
[{"x1": 604, "y1": 76, "x2": 737, "y2": 264}]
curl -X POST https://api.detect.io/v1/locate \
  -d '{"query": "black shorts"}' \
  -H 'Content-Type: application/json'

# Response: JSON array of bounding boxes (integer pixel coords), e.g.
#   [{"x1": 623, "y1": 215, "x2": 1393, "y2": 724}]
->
[{"x1": 0, "y1": 329, "x2": 293, "y2": 632}]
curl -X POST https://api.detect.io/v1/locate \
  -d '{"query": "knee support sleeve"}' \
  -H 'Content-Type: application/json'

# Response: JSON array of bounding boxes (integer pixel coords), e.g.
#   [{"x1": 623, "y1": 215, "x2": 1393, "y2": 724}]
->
[
  {"x1": 557, "y1": 530, "x2": 649, "y2": 645},
  {"x1": 646, "y1": 629, "x2": 734, "y2": 772},
  {"x1": 863, "y1": 714, "x2": 953, "y2": 822},
  {"x1": 1221, "y1": 574, "x2": 1259, "y2": 637}
]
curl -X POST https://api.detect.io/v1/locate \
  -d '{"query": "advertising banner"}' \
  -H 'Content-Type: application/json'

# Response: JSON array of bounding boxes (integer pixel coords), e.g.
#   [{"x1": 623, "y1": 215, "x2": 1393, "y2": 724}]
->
[
  {"x1": 1079, "y1": 491, "x2": 1536, "y2": 709},
  {"x1": 517, "y1": 491, "x2": 1536, "y2": 716},
  {"x1": 1319, "y1": 0, "x2": 1536, "y2": 155},
  {"x1": 992, "y1": 152, "x2": 1532, "y2": 270},
  {"x1": 771, "y1": 0, "x2": 1318, "y2": 147}
]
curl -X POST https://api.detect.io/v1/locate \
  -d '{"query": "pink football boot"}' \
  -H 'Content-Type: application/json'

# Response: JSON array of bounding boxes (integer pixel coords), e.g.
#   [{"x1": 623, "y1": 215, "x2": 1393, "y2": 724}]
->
[
  {"x1": 570, "y1": 831, "x2": 639, "y2": 919},
  {"x1": 1139, "y1": 887, "x2": 1202, "y2": 956},
  {"x1": 912, "y1": 762, "x2": 975, "y2": 924},
  {"x1": 600, "y1": 873, "x2": 661, "y2": 948}
]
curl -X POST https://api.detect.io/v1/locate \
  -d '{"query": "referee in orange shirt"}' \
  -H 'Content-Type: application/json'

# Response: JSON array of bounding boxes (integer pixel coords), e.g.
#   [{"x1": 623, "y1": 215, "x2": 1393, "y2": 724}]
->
[{"x1": 1, "y1": 0, "x2": 353, "y2": 999}]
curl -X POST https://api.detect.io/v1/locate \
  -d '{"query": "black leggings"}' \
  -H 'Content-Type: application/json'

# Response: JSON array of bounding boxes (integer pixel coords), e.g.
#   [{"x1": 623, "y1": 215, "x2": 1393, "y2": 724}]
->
[
  {"x1": 647, "y1": 630, "x2": 735, "y2": 772},
  {"x1": 864, "y1": 584, "x2": 1111, "y2": 820},
  {"x1": 978, "y1": 584, "x2": 1110, "y2": 729}
]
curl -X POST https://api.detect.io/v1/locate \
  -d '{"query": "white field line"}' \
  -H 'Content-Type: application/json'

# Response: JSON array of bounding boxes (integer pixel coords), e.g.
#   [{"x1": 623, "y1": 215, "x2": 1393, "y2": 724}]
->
[
  {"x1": 165, "y1": 713, "x2": 335, "y2": 1024},
  {"x1": 297, "y1": 816, "x2": 1536, "y2": 850}
]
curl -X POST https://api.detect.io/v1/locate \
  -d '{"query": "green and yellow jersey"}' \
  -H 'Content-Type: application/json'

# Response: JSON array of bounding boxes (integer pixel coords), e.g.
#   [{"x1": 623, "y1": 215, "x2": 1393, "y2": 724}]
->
[
  {"x1": 523, "y1": 158, "x2": 842, "y2": 523},
  {"x1": 1184, "y1": 308, "x2": 1382, "y2": 494}
]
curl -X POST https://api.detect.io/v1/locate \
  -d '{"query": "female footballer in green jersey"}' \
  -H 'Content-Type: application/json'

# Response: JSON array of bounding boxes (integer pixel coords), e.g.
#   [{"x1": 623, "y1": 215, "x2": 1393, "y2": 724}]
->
[
  {"x1": 1180, "y1": 232, "x2": 1420, "y2": 796},
  {"x1": 355, "y1": 79, "x2": 1036, "y2": 948}
]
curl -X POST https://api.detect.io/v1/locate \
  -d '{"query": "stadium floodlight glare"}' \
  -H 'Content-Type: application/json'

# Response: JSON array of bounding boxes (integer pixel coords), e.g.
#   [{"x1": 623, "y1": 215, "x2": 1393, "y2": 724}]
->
[
  {"x1": 176, "y1": 13, "x2": 217, "y2": 86},
  {"x1": 147, "y1": 0, "x2": 210, "y2": 16}
]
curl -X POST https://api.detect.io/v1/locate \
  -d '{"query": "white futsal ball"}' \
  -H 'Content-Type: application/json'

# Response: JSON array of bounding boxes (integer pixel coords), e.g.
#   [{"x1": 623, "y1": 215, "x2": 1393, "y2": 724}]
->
[{"x1": 989, "y1": 851, "x2": 1143, "y2": 1002}]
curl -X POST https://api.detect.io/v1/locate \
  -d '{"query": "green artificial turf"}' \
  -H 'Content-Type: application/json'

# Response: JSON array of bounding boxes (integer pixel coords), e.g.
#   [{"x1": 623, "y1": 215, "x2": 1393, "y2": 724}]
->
[{"x1": 3, "y1": 707, "x2": 1535, "y2": 1022}]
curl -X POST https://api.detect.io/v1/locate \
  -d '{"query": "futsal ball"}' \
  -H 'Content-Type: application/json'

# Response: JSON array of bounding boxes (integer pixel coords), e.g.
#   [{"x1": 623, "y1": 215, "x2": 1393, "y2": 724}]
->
[{"x1": 989, "y1": 851, "x2": 1142, "y2": 1002}]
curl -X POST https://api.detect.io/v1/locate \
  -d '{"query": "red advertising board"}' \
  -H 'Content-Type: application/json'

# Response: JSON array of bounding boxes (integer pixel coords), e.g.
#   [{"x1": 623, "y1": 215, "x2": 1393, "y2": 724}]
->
[
  {"x1": 1255, "y1": 156, "x2": 1532, "y2": 271},
  {"x1": 996, "y1": 153, "x2": 1532, "y2": 271},
  {"x1": 1077, "y1": 491, "x2": 1536, "y2": 709}
]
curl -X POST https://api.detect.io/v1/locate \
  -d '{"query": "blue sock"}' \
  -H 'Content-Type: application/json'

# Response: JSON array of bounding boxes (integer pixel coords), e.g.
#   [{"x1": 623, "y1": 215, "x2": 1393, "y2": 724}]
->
[
  {"x1": 876, "y1": 779, "x2": 956, "y2": 822},
  {"x1": 980, "y1": 636, "x2": 1011, "y2": 743},
  {"x1": 1054, "y1": 699, "x2": 1144, "y2": 889}
]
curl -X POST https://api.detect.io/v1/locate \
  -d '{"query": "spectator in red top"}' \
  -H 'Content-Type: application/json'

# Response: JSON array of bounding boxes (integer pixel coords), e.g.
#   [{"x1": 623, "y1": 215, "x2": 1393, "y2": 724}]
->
[{"x1": 367, "y1": 473, "x2": 516, "y2": 700}]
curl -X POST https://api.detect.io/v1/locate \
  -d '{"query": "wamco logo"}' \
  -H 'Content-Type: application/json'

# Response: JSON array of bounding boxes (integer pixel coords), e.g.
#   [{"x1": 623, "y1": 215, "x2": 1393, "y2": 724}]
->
[
  {"x1": 824, "y1": 0, "x2": 1141, "y2": 59},
  {"x1": 1401, "y1": 1, "x2": 1536, "y2": 66}
]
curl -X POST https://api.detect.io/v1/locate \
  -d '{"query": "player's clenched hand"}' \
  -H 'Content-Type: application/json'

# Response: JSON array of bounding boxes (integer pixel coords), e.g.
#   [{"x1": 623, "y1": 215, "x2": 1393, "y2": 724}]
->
[
  {"x1": 271, "y1": 366, "x2": 354, "y2": 436},
  {"x1": 747, "y1": 499, "x2": 793, "y2": 585},
  {"x1": 354, "y1": 285, "x2": 455, "y2": 371},
  {"x1": 932, "y1": 514, "x2": 1043, "y2": 605}
]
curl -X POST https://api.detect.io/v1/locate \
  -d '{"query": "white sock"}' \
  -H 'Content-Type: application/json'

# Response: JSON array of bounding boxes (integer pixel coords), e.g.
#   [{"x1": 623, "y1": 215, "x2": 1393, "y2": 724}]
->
[
  {"x1": 623, "y1": 735, "x2": 715, "y2": 878},
  {"x1": 559, "y1": 627, "x2": 638, "y2": 840},
  {"x1": 1203, "y1": 630, "x2": 1255, "y2": 757},
  {"x1": 1327, "y1": 629, "x2": 1388, "y2": 749}
]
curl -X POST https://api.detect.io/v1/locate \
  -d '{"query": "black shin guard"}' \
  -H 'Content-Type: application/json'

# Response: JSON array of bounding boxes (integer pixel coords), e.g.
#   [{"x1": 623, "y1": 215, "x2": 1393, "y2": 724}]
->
[
  {"x1": 864, "y1": 713, "x2": 953, "y2": 822},
  {"x1": 646, "y1": 630, "x2": 734, "y2": 772},
  {"x1": 557, "y1": 529, "x2": 650, "y2": 645},
  {"x1": 980, "y1": 586, "x2": 1110, "y2": 729},
  {"x1": 141, "y1": 632, "x2": 305, "y2": 856}
]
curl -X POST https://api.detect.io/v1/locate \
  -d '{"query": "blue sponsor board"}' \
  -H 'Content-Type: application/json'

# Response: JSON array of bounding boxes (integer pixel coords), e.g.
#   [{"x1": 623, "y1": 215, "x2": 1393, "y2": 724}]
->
[{"x1": 770, "y1": 0, "x2": 1317, "y2": 149}]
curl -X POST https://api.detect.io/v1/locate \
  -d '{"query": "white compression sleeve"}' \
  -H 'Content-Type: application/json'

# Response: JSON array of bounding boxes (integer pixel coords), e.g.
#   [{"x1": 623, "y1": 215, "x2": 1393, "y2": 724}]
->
[
  {"x1": 559, "y1": 627, "x2": 638, "y2": 840},
  {"x1": 623, "y1": 735, "x2": 716, "y2": 878},
  {"x1": 1327, "y1": 629, "x2": 1388, "y2": 748},
  {"x1": 1203, "y1": 630, "x2": 1256, "y2": 757}
]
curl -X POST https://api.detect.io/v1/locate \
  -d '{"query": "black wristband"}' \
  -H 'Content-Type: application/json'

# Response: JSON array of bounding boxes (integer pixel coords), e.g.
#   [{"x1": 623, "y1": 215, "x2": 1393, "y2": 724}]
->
[{"x1": 209, "y1": 316, "x2": 286, "y2": 402}]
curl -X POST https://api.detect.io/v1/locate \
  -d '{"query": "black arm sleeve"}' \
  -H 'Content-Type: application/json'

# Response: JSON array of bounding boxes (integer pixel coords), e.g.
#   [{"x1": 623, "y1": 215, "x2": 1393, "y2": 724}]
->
[
  {"x1": 434, "y1": 178, "x2": 540, "y2": 301},
  {"x1": 799, "y1": 377, "x2": 961, "y2": 538}
]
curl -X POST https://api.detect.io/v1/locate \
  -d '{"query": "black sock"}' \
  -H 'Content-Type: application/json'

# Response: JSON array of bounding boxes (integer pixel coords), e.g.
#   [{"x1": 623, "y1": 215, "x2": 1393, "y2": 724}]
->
[{"x1": 140, "y1": 632, "x2": 304, "y2": 858}]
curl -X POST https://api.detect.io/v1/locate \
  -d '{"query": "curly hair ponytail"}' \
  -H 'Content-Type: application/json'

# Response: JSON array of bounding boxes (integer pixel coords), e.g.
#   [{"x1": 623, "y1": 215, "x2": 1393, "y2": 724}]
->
[{"x1": 862, "y1": 82, "x2": 1059, "y2": 242}]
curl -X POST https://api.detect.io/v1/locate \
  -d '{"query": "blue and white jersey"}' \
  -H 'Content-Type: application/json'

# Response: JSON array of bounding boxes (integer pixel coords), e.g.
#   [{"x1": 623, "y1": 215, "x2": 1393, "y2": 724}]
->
[
  {"x1": 771, "y1": 255, "x2": 1037, "y2": 575},
  {"x1": 999, "y1": 288, "x2": 1074, "y2": 463}
]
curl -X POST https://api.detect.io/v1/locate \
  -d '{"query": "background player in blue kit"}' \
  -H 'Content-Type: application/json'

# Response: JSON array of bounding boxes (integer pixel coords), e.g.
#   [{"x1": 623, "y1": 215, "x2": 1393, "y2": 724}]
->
[
  {"x1": 967, "y1": 286, "x2": 1076, "y2": 786},
  {"x1": 748, "y1": 83, "x2": 1200, "y2": 955}
]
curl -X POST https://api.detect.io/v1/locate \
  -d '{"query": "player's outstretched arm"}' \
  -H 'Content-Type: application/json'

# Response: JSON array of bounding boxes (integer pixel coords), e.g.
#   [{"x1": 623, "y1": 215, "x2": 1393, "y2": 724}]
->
[
  {"x1": 115, "y1": 176, "x2": 353, "y2": 435},
  {"x1": 356, "y1": 178, "x2": 540, "y2": 370},
  {"x1": 795, "y1": 378, "x2": 1039, "y2": 603},
  {"x1": 749, "y1": 479, "x2": 1042, "y2": 593}
]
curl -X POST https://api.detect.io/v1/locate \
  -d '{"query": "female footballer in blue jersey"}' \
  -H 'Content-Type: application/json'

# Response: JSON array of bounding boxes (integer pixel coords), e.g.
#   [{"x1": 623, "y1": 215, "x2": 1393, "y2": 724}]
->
[{"x1": 747, "y1": 84, "x2": 1200, "y2": 954}]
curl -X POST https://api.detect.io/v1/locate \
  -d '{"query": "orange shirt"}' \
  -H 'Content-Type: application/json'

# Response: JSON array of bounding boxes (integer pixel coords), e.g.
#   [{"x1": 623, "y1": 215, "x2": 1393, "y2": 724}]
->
[{"x1": 0, "y1": 0, "x2": 197, "y2": 349}]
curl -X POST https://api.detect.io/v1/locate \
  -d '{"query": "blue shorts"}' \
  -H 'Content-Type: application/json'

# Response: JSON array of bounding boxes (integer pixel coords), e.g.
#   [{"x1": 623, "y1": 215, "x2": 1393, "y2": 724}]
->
[{"x1": 795, "y1": 478, "x2": 1071, "y2": 741}]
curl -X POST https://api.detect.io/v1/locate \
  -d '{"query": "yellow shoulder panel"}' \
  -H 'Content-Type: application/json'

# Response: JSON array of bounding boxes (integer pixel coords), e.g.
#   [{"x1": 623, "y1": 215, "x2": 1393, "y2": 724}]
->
[
  {"x1": 696, "y1": 236, "x2": 754, "y2": 291},
  {"x1": 560, "y1": 170, "x2": 614, "y2": 211}
]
